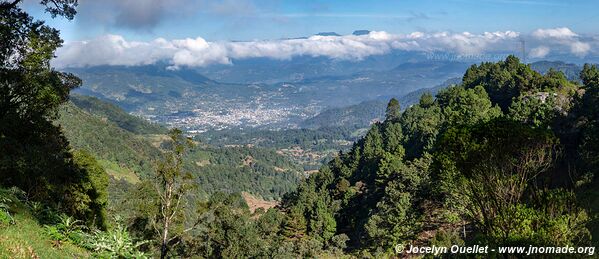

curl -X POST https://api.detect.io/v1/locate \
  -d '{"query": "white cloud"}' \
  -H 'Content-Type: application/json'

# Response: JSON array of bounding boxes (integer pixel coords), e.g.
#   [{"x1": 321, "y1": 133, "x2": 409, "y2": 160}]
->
[
  {"x1": 56, "y1": 35, "x2": 175, "y2": 67},
  {"x1": 569, "y1": 41, "x2": 591, "y2": 56},
  {"x1": 399, "y1": 31, "x2": 520, "y2": 54},
  {"x1": 223, "y1": 35, "x2": 389, "y2": 61},
  {"x1": 532, "y1": 27, "x2": 578, "y2": 39},
  {"x1": 171, "y1": 37, "x2": 231, "y2": 67},
  {"x1": 53, "y1": 28, "x2": 595, "y2": 68},
  {"x1": 531, "y1": 27, "x2": 591, "y2": 57},
  {"x1": 529, "y1": 46, "x2": 550, "y2": 58}
]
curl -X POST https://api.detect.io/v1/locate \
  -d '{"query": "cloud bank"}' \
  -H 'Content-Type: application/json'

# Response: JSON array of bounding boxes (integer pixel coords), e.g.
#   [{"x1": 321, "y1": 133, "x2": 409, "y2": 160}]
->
[
  {"x1": 54, "y1": 28, "x2": 596, "y2": 68},
  {"x1": 531, "y1": 27, "x2": 591, "y2": 57}
]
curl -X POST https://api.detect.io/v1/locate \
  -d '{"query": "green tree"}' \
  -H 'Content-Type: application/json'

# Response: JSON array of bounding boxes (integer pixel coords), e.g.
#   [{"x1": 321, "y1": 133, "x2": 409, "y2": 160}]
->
[
  {"x1": 580, "y1": 64, "x2": 599, "y2": 88},
  {"x1": 0, "y1": 0, "x2": 80, "y2": 124},
  {"x1": 192, "y1": 193, "x2": 266, "y2": 258},
  {"x1": 419, "y1": 92, "x2": 435, "y2": 108},
  {"x1": 71, "y1": 150, "x2": 109, "y2": 229},
  {"x1": 0, "y1": 0, "x2": 108, "y2": 228},
  {"x1": 362, "y1": 123, "x2": 384, "y2": 160},
  {"x1": 508, "y1": 95, "x2": 557, "y2": 128},
  {"x1": 436, "y1": 85, "x2": 502, "y2": 127},
  {"x1": 578, "y1": 64, "x2": 599, "y2": 120},
  {"x1": 366, "y1": 154, "x2": 429, "y2": 253},
  {"x1": 385, "y1": 98, "x2": 401, "y2": 121},
  {"x1": 400, "y1": 102, "x2": 442, "y2": 158},
  {"x1": 462, "y1": 55, "x2": 542, "y2": 110},
  {"x1": 383, "y1": 122, "x2": 404, "y2": 156},
  {"x1": 434, "y1": 118, "x2": 589, "y2": 245},
  {"x1": 283, "y1": 206, "x2": 308, "y2": 240},
  {"x1": 576, "y1": 64, "x2": 599, "y2": 184},
  {"x1": 374, "y1": 152, "x2": 404, "y2": 190},
  {"x1": 364, "y1": 187, "x2": 415, "y2": 253},
  {"x1": 309, "y1": 197, "x2": 336, "y2": 243},
  {"x1": 152, "y1": 128, "x2": 198, "y2": 259}
]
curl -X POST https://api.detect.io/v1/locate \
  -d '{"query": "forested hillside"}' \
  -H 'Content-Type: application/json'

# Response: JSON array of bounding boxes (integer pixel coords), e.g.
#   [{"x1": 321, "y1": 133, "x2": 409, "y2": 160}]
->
[
  {"x1": 69, "y1": 94, "x2": 167, "y2": 135},
  {"x1": 277, "y1": 56, "x2": 599, "y2": 256},
  {"x1": 300, "y1": 77, "x2": 461, "y2": 130},
  {"x1": 57, "y1": 95, "x2": 302, "y2": 200},
  {"x1": 58, "y1": 99, "x2": 163, "y2": 180}
]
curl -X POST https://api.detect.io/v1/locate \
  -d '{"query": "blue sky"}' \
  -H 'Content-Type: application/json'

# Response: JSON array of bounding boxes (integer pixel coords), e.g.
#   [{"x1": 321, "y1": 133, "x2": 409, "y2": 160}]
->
[
  {"x1": 26, "y1": 0, "x2": 598, "y2": 41},
  {"x1": 22, "y1": 0, "x2": 598, "y2": 68}
]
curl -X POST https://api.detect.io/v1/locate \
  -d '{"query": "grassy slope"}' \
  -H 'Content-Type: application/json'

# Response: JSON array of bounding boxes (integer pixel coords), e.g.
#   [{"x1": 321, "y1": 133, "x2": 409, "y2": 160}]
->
[
  {"x1": 57, "y1": 101, "x2": 163, "y2": 180},
  {"x1": 0, "y1": 206, "x2": 89, "y2": 259},
  {"x1": 70, "y1": 94, "x2": 166, "y2": 135}
]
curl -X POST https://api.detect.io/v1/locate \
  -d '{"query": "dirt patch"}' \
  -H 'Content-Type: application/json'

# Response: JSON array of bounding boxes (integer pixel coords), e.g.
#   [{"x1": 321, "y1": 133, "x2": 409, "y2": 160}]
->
[
  {"x1": 144, "y1": 134, "x2": 170, "y2": 148},
  {"x1": 242, "y1": 192, "x2": 278, "y2": 213},
  {"x1": 195, "y1": 160, "x2": 211, "y2": 167},
  {"x1": 242, "y1": 155, "x2": 254, "y2": 167}
]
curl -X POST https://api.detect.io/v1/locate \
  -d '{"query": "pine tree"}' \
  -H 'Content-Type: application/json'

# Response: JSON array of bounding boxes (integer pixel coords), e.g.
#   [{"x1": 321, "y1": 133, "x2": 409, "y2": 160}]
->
[
  {"x1": 385, "y1": 98, "x2": 401, "y2": 121},
  {"x1": 383, "y1": 122, "x2": 404, "y2": 156},
  {"x1": 283, "y1": 207, "x2": 307, "y2": 240},
  {"x1": 362, "y1": 124, "x2": 384, "y2": 160},
  {"x1": 419, "y1": 92, "x2": 434, "y2": 108}
]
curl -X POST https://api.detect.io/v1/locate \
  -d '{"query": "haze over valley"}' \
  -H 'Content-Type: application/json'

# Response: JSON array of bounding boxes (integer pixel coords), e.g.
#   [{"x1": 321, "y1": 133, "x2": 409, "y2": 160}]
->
[
  {"x1": 65, "y1": 48, "x2": 584, "y2": 135},
  {"x1": 66, "y1": 51, "x2": 475, "y2": 132}
]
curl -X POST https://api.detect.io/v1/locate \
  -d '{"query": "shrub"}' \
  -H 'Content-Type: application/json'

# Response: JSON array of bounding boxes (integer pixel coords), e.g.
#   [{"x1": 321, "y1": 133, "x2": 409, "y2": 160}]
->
[
  {"x1": 0, "y1": 210, "x2": 12, "y2": 225},
  {"x1": 84, "y1": 222, "x2": 150, "y2": 258},
  {"x1": 44, "y1": 215, "x2": 86, "y2": 244},
  {"x1": 0, "y1": 187, "x2": 25, "y2": 225}
]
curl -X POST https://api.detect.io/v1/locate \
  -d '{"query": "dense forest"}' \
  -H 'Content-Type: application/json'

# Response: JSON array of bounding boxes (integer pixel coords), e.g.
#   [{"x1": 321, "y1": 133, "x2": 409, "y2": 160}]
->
[
  {"x1": 199, "y1": 127, "x2": 359, "y2": 171},
  {"x1": 1, "y1": 0, "x2": 599, "y2": 258},
  {"x1": 58, "y1": 96, "x2": 302, "y2": 200},
  {"x1": 276, "y1": 56, "x2": 599, "y2": 257}
]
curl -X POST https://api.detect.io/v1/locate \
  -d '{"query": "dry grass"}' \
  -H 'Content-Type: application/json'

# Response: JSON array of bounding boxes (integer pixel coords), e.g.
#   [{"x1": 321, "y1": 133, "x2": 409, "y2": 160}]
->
[{"x1": 241, "y1": 192, "x2": 278, "y2": 213}]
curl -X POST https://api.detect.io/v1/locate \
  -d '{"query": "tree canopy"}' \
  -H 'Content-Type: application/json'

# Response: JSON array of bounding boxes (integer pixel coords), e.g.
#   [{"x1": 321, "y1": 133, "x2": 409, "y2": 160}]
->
[
  {"x1": 279, "y1": 56, "x2": 599, "y2": 256},
  {"x1": 0, "y1": 0, "x2": 109, "y2": 229}
]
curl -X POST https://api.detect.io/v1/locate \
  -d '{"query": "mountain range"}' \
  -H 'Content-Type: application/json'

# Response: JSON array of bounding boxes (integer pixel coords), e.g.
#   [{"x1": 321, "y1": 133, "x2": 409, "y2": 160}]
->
[{"x1": 65, "y1": 53, "x2": 585, "y2": 133}]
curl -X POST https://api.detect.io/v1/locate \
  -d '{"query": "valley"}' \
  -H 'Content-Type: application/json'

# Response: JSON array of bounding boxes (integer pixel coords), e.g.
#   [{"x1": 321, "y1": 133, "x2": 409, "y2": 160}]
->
[
  {"x1": 68, "y1": 57, "x2": 580, "y2": 136},
  {"x1": 63, "y1": 60, "x2": 584, "y2": 181},
  {"x1": 67, "y1": 57, "x2": 472, "y2": 133}
]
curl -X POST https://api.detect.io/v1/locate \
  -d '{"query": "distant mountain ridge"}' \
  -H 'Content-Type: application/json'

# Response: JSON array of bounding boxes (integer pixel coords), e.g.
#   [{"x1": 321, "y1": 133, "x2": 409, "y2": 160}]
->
[
  {"x1": 299, "y1": 60, "x2": 586, "y2": 130},
  {"x1": 301, "y1": 77, "x2": 461, "y2": 129},
  {"x1": 65, "y1": 58, "x2": 472, "y2": 131},
  {"x1": 64, "y1": 58, "x2": 586, "y2": 132},
  {"x1": 69, "y1": 94, "x2": 167, "y2": 135},
  {"x1": 352, "y1": 30, "x2": 371, "y2": 35},
  {"x1": 315, "y1": 32, "x2": 341, "y2": 36},
  {"x1": 530, "y1": 61, "x2": 582, "y2": 81}
]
